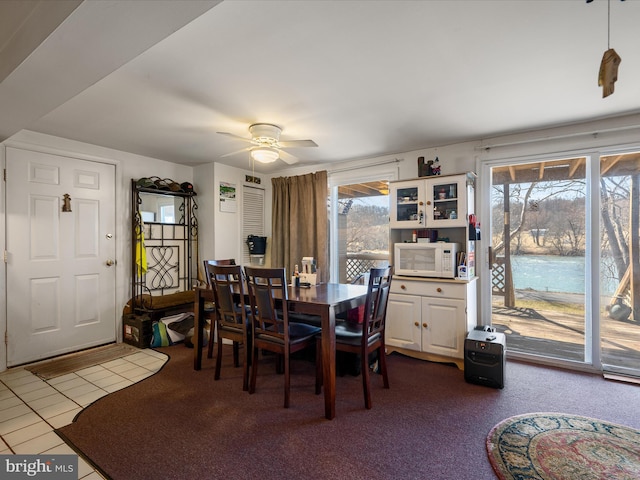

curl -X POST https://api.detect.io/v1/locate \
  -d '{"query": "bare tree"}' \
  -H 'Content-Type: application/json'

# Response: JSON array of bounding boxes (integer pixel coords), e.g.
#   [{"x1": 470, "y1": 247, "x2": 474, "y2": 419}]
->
[
  {"x1": 346, "y1": 202, "x2": 389, "y2": 252},
  {"x1": 543, "y1": 197, "x2": 585, "y2": 256},
  {"x1": 492, "y1": 182, "x2": 535, "y2": 255},
  {"x1": 601, "y1": 177, "x2": 630, "y2": 282},
  {"x1": 492, "y1": 180, "x2": 586, "y2": 256}
]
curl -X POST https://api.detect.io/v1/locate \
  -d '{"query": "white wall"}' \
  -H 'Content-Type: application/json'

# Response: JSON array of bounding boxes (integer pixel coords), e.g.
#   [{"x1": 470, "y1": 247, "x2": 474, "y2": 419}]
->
[
  {"x1": 194, "y1": 161, "x2": 273, "y2": 267},
  {"x1": 0, "y1": 145, "x2": 5, "y2": 372}
]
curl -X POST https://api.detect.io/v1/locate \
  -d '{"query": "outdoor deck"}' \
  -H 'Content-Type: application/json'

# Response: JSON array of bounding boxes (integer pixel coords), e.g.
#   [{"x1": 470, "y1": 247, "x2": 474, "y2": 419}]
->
[{"x1": 492, "y1": 291, "x2": 640, "y2": 371}]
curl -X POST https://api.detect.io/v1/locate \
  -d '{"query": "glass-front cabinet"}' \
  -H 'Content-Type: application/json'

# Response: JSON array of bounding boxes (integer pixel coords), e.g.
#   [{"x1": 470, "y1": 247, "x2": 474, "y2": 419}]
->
[
  {"x1": 391, "y1": 174, "x2": 474, "y2": 229},
  {"x1": 390, "y1": 180, "x2": 425, "y2": 228},
  {"x1": 425, "y1": 174, "x2": 474, "y2": 227}
]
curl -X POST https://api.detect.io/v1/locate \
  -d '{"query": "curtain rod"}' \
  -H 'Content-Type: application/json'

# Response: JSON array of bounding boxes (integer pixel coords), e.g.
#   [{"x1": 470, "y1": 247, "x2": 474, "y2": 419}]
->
[
  {"x1": 475, "y1": 123, "x2": 640, "y2": 151},
  {"x1": 329, "y1": 157, "x2": 402, "y2": 174}
]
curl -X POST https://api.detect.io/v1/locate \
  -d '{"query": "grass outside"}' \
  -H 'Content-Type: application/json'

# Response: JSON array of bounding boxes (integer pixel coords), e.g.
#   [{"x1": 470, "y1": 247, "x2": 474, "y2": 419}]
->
[{"x1": 509, "y1": 298, "x2": 585, "y2": 315}]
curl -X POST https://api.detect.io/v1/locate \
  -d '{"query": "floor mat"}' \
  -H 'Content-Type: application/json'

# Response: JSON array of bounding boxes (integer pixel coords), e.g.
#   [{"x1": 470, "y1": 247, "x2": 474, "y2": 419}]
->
[
  {"x1": 486, "y1": 412, "x2": 640, "y2": 479},
  {"x1": 25, "y1": 343, "x2": 141, "y2": 380}
]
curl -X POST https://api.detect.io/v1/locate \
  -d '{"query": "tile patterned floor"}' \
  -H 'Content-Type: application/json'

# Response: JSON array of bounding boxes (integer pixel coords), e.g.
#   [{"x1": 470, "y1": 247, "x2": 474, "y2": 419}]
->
[{"x1": 0, "y1": 347, "x2": 168, "y2": 479}]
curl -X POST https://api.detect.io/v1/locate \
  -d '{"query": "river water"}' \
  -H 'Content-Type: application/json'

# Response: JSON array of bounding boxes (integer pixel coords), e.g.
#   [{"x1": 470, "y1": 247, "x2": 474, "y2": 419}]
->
[{"x1": 510, "y1": 255, "x2": 617, "y2": 295}]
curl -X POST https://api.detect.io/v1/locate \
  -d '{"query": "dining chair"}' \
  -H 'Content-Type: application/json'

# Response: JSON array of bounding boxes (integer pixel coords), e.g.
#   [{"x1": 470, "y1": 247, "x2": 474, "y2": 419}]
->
[
  {"x1": 203, "y1": 259, "x2": 236, "y2": 285},
  {"x1": 316, "y1": 266, "x2": 393, "y2": 409},
  {"x1": 244, "y1": 266, "x2": 321, "y2": 408},
  {"x1": 206, "y1": 263, "x2": 251, "y2": 391},
  {"x1": 203, "y1": 259, "x2": 236, "y2": 358}
]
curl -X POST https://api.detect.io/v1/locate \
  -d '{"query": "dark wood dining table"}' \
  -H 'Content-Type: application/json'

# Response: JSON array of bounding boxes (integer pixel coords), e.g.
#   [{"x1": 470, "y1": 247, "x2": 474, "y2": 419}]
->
[{"x1": 192, "y1": 282, "x2": 369, "y2": 420}]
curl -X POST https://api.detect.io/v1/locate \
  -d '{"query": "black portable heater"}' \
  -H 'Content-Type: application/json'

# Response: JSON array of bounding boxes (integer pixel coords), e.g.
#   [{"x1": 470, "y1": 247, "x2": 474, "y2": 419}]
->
[{"x1": 464, "y1": 327, "x2": 506, "y2": 389}]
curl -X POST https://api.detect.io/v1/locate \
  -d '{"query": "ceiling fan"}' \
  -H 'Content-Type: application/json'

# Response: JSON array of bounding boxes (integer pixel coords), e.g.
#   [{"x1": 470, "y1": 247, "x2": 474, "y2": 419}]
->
[{"x1": 217, "y1": 123, "x2": 318, "y2": 164}]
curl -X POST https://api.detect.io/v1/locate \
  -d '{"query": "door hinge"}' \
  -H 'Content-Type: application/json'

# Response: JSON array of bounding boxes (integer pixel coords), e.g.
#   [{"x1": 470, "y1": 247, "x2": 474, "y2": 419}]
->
[
  {"x1": 4, "y1": 331, "x2": 7, "y2": 346},
  {"x1": 3, "y1": 251, "x2": 6, "y2": 263}
]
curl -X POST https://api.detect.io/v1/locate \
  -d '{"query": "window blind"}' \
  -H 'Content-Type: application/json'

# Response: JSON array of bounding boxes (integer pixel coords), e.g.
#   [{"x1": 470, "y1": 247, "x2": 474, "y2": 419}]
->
[{"x1": 242, "y1": 186, "x2": 265, "y2": 264}]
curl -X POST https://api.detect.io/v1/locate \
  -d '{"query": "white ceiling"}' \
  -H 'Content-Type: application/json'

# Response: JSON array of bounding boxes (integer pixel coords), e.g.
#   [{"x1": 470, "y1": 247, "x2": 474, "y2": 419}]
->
[{"x1": 2, "y1": 0, "x2": 640, "y2": 174}]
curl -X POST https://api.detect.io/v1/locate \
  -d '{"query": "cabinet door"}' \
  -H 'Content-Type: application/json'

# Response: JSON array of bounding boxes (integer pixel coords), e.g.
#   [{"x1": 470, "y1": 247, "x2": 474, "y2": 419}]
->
[
  {"x1": 424, "y1": 175, "x2": 469, "y2": 227},
  {"x1": 386, "y1": 293, "x2": 421, "y2": 351},
  {"x1": 390, "y1": 180, "x2": 425, "y2": 228},
  {"x1": 421, "y1": 297, "x2": 466, "y2": 358}
]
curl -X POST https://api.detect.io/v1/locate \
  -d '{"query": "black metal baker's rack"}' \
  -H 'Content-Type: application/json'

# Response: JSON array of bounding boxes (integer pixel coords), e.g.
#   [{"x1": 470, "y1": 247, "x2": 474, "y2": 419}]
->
[{"x1": 130, "y1": 178, "x2": 198, "y2": 314}]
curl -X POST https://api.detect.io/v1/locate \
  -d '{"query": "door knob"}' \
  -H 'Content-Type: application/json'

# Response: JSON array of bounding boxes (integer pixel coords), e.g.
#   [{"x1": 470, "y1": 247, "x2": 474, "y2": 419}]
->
[
  {"x1": 106, "y1": 260, "x2": 115, "y2": 266},
  {"x1": 422, "y1": 322, "x2": 428, "y2": 328},
  {"x1": 414, "y1": 321, "x2": 419, "y2": 327}
]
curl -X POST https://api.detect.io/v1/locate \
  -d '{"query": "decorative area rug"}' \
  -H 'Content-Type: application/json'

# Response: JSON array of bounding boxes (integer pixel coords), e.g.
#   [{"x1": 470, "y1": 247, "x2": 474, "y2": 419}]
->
[
  {"x1": 25, "y1": 343, "x2": 140, "y2": 380},
  {"x1": 487, "y1": 412, "x2": 640, "y2": 479}
]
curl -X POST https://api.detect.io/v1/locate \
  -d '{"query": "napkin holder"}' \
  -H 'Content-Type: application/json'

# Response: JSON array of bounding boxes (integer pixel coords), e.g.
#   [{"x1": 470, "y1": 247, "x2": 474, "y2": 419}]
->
[{"x1": 299, "y1": 272, "x2": 318, "y2": 285}]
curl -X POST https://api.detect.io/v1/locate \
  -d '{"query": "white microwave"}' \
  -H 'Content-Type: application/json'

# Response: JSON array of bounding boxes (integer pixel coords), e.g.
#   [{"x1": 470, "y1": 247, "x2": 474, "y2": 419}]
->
[{"x1": 394, "y1": 242, "x2": 460, "y2": 278}]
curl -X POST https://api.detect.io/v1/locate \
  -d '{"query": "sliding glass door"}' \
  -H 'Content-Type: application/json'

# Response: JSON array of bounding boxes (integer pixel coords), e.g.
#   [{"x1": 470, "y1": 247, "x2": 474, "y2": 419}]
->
[
  {"x1": 328, "y1": 165, "x2": 396, "y2": 283},
  {"x1": 599, "y1": 152, "x2": 640, "y2": 376},
  {"x1": 330, "y1": 181, "x2": 390, "y2": 283},
  {"x1": 488, "y1": 157, "x2": 588, "y2": 363},
  {"x1": 483, "y1": 151, "x2": 639, "y2": 375}
]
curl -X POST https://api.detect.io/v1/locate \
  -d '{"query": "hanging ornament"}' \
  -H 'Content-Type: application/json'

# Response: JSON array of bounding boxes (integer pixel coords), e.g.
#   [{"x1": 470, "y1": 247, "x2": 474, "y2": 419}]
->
[
  {"x1": 591, "y1": 0, "x2": 625, "y2": 98},
  {"x1": 598, "y1": 48, "x2": 621, "y2": 98}
]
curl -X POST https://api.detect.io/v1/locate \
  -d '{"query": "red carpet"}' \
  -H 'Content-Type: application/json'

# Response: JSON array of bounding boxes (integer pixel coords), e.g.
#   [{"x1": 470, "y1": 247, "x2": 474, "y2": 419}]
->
[{"x1": 56, "y1": 344, "x2": 640, "y2": 480}]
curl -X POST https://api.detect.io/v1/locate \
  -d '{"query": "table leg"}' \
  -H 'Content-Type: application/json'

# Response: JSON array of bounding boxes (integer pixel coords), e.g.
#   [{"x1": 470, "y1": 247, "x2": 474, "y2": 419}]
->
[
  {"x1": 321, "y1": 307, "x2": 336, "y2": 420},
  {"x1": 193, "y1": 291, "x2": 203, "y2": 370}
]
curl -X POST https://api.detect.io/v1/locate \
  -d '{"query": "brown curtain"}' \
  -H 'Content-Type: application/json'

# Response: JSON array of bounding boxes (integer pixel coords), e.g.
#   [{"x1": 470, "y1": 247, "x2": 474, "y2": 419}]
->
[{"x1": 271, "y1": 171, "x2": 328, "y2": 283}]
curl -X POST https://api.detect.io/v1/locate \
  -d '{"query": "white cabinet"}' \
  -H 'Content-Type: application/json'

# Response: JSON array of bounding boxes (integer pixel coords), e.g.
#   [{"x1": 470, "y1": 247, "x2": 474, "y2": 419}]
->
[
  {"x1": 389, "y1": 172, "x2": 475, "y2": 231},
  {"x1": 421, "y1": 296, "x2": 467, "y2": 358},
  {"x1": 387, "y1": 172, "x2": 478, "y2": 368},
  {"x1": 389, "y1": 179, "x2": 425, "y2": 229},
  {"x1": 424, "y1": 174, "x2": 474, "y2": 228},
  {"x1": 386, "y1": 293, "x2": 422, "y2": 351},
  {"x1": 386, "y1": 277, "x2": 477, "y2": 369}
]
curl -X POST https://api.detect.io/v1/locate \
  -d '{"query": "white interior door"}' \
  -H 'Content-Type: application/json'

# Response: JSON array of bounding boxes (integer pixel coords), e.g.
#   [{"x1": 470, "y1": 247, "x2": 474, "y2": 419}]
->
[{"x1": 6, "y1": 147, "x2": 116, "y2": 366}]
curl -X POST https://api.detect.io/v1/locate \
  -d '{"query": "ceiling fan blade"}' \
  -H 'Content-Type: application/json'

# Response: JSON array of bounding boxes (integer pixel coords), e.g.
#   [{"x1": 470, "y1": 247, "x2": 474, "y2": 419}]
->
[
  {"x1": 278, "y1": 149, "x2": 299, "y2": 165},
  {"x1": 277, "y1": 139, "x2": 318, "y2": 148},
  {"x1": 220, "y1": 147, "x2": 251, "y2": 158},
  {"x1": 217, "y1": 132, "x2": 256, "y2": 144}
]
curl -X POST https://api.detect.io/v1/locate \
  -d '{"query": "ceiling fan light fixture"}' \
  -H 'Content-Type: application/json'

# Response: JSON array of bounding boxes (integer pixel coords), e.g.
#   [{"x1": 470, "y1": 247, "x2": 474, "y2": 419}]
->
[
  {"x1": 251, "y1": 146, "x2": 279, "y2": 163},
  {"x1": 249, "y1": 123, "x2": 281, "y2": 142}
]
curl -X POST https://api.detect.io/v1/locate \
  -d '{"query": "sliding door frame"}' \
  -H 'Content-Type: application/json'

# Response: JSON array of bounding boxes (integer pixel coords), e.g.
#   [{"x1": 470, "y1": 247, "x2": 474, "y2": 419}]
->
[
  {"x1": 478, "y1": 149, "x2": 601, "y2": 372},
  {"x1": 479, "y1": 139, "x2": 640, "y2": 373}
]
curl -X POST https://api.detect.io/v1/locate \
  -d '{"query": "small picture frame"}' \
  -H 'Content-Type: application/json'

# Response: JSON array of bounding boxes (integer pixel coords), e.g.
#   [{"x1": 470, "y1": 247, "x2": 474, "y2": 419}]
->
[{"x1": 219, "y1": 181, "x2": 237, "y2": 212}]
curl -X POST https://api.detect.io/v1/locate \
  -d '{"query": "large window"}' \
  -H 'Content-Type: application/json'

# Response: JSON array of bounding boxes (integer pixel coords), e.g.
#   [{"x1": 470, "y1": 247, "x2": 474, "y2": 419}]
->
[{"x1": 328, "y1": 166, "x2": 396, "y2": 283}]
